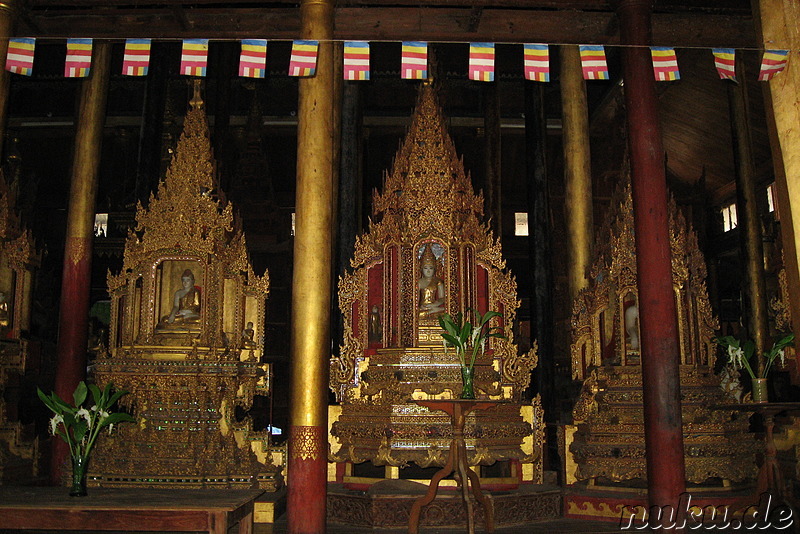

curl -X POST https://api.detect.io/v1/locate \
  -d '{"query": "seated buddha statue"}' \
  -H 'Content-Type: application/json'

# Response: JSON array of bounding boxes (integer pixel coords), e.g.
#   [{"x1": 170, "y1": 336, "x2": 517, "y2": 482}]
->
[
  {"x1": 242, "y1": 321, "x2": 256, "y2": 348},
  {"x1": 417, "y1": 244, "x2": 445, "y2": 321},
  {"x1": 158, "y1": 269, "x2": 201, "y2": 328}
]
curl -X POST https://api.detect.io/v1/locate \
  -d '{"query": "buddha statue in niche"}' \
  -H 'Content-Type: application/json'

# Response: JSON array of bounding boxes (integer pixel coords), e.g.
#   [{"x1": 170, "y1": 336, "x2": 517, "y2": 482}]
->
[
  {"x1": 159, "y1": 268, "x2": 201, "y2": 327},
  {"x1": 624, "y1": 293, "x2": 640, "y2": 352},
  {"x1": 417, "y1": 244, "x2": 445, "y2": 321}
]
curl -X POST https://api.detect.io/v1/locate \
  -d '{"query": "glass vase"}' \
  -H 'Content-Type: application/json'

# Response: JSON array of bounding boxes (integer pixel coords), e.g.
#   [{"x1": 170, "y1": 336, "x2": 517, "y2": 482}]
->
[
  {"x1": 460, "y1": 366, "x2": 475, "y2": 400},
  {"x1": 752, "y1": 378, "x2": 768, "y2": 403},
  {"x1": 69, "y1": 456, "x2": 88, "y2": 497}
]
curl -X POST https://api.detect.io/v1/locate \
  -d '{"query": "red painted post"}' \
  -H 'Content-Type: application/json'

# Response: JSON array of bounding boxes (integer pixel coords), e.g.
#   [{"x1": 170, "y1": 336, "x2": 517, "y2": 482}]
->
[
  {"x1": 614, "y1": 0, "x2": 688, "y2": 517},
  {"x1": 50, "y1": 42, "x2": 111, "y2": 483}
]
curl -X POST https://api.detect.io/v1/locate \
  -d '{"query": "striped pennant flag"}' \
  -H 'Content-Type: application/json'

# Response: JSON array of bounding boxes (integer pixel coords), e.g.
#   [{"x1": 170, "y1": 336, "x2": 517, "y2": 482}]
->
[
  {"x1": 122, "y1": 38, "x2": 151, "y2": 76},
  {"x1": 239, "y1": 39, "x2": 267, "y2": 78},
  {"x1": 469, "y1": 42, "x2": 495, "y2": 82},
  {"x1": 343, "y1": 41, "x2": 370, "y2": 80},
  {"x1": 758, "y1": 49, "x2": 789, "y2": 81},
  {"x1": 651, "y1": 46, "x2": 680, "y2": 81},
  {"x1": 64, "y1": 38, "x2": 93, "y2": 78},
  {"x1": 523, "y1": 43, "x2": 549, "y2": 82},
  {"x1": 5, "y1": 38, "x2": 35, "y2": 76},
  {"x1": 180, "y1": 39, "x2": 209, "y2": 76},
  {"x1": 579, "y1": 45, "x2": 609, "y2": 80},
  {"x1": 289, "y1": 40, "x2": 318, "y2": 77},
  {"x1": 712, "y1": 48, "x2": 736, "y2": 80},
  {"x1": 401, "y1": 41, "x2": 427, "y2": 80}
]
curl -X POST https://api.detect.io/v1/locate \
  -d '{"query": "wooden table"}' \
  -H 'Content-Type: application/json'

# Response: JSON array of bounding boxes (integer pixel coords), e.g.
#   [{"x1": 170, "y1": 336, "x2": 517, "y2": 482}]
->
[
  {"x1": 0, "y1": 487, "x2": 264, "y2": 534},
  {"x1": 713, "y1": 402, "x2": 800, "y2": 500},
  {"x1": 408, "y1": 399, "x2": 498, "y2": 534}
]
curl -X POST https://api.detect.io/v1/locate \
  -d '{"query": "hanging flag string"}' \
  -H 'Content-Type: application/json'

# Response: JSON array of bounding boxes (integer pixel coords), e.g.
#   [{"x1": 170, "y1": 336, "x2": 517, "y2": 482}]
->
[{"x1": 2, "y1": 37, "x2": 795, "y2": 83}]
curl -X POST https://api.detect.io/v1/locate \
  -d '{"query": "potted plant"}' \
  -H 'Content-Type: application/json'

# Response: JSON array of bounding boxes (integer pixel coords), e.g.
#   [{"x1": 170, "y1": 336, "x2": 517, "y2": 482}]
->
[
  {"x1": 713, "y1": 333, "x2": 795, "y2": 403},
  {"x1": 38, "y1": 381, "x2": 135, "y2": 496},
  {"x1": 439, "y1": 308, "x2": 505, "y2": 399}
]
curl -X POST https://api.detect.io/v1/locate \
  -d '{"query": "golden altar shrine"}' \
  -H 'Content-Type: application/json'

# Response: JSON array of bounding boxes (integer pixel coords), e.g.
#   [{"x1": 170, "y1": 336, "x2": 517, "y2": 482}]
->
[
  {"x1": 566, "y1": 182, "x2": 756, "y2": 486},
  {"x1": 329, "y1": 83, "x2": 542, "y2": 486},
  {"x1": 0, "y1": 166, "x2": 42, "y2": 484},
  {"x1": 90, "y1": 84, "x2": 280, "y2": 490}
]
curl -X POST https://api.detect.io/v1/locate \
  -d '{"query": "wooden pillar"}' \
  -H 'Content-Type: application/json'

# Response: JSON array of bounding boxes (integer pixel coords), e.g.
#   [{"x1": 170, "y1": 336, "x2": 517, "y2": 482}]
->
[
  {"x1": 728, "y1": 58, "x2": 770, "y2": 374},
  {"x1": 334, "y1": 83, "x2": 362, "y2": 351},
  {"x1": 525, "y1": 83, "x2": 555, "y2": 426},
  {"x1": 614, "y1": 0, "x2": 687, "y2": 514},
  {"x1": 287, "y1": 0, "x2": 334, "y2": 531},
  {"x1": 135, "y1": 41, "x2": 170, "y2": 204},
  {"x1": 51, "y1": 41, "x2": 111, "y2": 482},
  {"x1": 0, "y1": 0, "x2": 18, "y2": 154},
  {"x1": 752, "y1": 0, "x2": 800, "y2": 340},
  {"x1": 484, "y1": 83, "x2": 502, "y2": 236},
  {"x1": 560, "y1": 45, "x2": 593, "y2": 300}
]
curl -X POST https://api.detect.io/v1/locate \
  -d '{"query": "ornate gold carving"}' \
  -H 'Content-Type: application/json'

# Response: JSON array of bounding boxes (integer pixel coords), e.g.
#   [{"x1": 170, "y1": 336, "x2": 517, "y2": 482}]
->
[
  {"x1": 329, "y1": 83, "x2": 540, "y2": 477},
  {"x1": 291, "y1": 426, "x2": 324, "y2": 461},
  {"x1": 91, "y1": 87, "x2": 278, "y2": 491},
  {"x1": 771, "y1": 261, "x2": 792, "y2": 334},
  {"x1": 0, "y1": 165, "x2": 42, "y2": 483},
  {"x1": 67, "y1": 237, "x2": 88, "y2": 266},
  {"x1": 569, "y1": 181, "x2": 755, "y2": 485}
]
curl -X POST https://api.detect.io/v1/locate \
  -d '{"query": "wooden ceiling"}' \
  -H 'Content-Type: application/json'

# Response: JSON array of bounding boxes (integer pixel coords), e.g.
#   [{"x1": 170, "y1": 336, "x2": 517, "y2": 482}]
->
[
  {"x1": 15, "y1": 0, "x2": 769, "y2": 202},
  {"x1": 20, "y1": 0, "x2": 755, "y2": 47}
]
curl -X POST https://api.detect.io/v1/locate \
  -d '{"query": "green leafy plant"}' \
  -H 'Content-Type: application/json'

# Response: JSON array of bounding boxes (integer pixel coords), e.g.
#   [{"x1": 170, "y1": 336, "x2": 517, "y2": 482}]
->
[
  {"x1": 713, "y1": 333, "x2": 795, "y2": 380},
  {"x1": 438, "y1": 308, "x2": 506, "y2": 371},
  {"x1": 38, "y1": 381, "x2": 135, "y2": 462}
]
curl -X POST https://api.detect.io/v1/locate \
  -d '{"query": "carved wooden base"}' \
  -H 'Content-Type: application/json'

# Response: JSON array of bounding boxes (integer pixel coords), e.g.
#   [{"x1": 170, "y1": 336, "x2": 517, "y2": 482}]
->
[{"x1": 327, "y1": 483, "x2": 560, "y2": 527}]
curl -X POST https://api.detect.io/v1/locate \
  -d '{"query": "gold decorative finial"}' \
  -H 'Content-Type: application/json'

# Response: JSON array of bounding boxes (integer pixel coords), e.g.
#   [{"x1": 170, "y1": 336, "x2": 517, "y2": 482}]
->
[
  {"x1": 420, "y1": 243, "x2": 437, "y2": 267},
  {"x1": 190, "y1": 79, "x2": 203, "y2": 110}
]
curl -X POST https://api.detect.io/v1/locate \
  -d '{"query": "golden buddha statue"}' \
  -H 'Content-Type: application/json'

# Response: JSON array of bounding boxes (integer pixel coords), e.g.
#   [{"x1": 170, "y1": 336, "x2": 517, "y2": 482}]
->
[
  {"x1": 417, "y1": 244, "x2": 445, "y2": 321},
  {"x1": 159, "y1": 269, "x2": 201, "y2": 326},
  {"x1": 242, "y1": 321, "x2": 256, "y2": 348}
]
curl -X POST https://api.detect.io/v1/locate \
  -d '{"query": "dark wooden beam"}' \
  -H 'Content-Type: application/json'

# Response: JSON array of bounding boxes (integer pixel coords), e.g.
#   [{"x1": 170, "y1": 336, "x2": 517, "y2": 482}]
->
[{"x1": 18, "y1": 7, "x2": 756, "y2": 48}]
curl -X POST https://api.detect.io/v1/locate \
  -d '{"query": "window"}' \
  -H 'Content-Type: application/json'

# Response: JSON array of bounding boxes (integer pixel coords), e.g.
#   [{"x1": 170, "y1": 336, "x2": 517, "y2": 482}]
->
[
  {"x1": 94, "y1": 213, "x2": 108, "y2": 237},
  {"x1": 767, "y1": 183, "x2": 776, "y2": 214},
  {"x1": 721, "y1": 203, "x2": 737, "y2": 232},
  {"x1": 291, "y1": 212, "x2": 296, "y2": 237},
  {"x1": 514, "y1": 212, "x2": 529, "y2": 236}
]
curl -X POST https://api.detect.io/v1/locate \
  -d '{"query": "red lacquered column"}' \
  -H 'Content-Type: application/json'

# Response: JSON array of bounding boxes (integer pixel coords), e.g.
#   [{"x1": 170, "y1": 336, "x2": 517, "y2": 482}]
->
[
  {"x1": 614, "y1": 0, "x2": 687, "y2": 519},
  {"x1": 50, "y1": 42, "x2": 111, "y2": 484},
  {"x1": 287, "y1": 0, "x2": 335, "y2": 531}
]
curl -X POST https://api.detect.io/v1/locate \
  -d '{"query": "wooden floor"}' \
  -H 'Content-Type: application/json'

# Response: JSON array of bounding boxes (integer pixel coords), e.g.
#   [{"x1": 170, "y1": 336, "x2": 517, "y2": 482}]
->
[
  {"x1": 258, "y1": 521, "x2": 619, "y2": 533},
  {"x1": 259, "y1": 517, "x2": 632, "y2": 533}
]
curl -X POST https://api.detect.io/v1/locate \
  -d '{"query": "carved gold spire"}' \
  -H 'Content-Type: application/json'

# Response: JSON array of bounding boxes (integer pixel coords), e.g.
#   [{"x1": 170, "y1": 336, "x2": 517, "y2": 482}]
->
[
  {"x1": 354, "y1": 84, "x2": 491, "y2": 268},
  {"x1": 122, "y1": 83, "x2": 233, "y2": 273}
]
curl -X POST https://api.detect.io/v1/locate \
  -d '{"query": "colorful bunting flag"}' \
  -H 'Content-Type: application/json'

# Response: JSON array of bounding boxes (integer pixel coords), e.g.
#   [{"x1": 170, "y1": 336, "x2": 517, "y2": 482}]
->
[
  {"x1": 5, "y1": 38, "x2": 35, "y2": 76},
  {"x1": 523, "y1": 43, "x2": 549, "y2": 82},
  {"x1": 758, "y1": 49, "x2": 789, "y2": 81},
  {"x1": 122, "y1": 38, "x2": 151, "y2": 76},
  {"x1": 651, "y1": 47, "x2": 680, "y2": 81},
  {"x1": 401, "y1": 41, "x2": 427, "y2": 80},
  {"x1": 712, "y1": 48, "x2": 736, "y2": 80},
  {"x1": 180, "y1": 39, "x2": 209, "y2": 77},
  {"x1": 289, "y1": 40, "x2": 319, "y2": 77},
  {"x1": 469, "y1": 42, "x2": 495, "y2": 82},
  {"x1": 64, "y1": 38, "x2": 93, "y2": 78},
  {"x1": 579, "y1": 45, "x2": 609, "y2": 80},
  {"x1": 343, "y1": 41, "x2": 370, "y2": 81},
  {"x1": 239, "y1": 39, "x2": 267, "y2": 78}
]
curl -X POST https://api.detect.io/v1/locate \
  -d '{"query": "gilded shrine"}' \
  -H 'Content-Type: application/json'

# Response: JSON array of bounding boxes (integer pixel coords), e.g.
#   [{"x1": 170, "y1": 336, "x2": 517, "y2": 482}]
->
[
  {"x1": 0, "y1": 165, "x2": 42, "y2": 484},
  {"x1": 567, "y1": 182, "x2": 756, "y2": 485},
  {"x1": 90, "y1": 84, "x2": 280, "y2": 489},
  {"x1": 329, "y1": 83, "x2": 542, "y2": 484}
]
